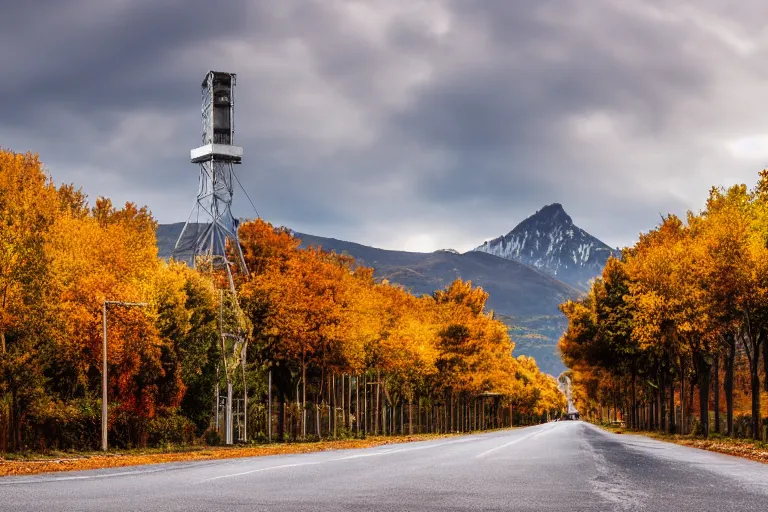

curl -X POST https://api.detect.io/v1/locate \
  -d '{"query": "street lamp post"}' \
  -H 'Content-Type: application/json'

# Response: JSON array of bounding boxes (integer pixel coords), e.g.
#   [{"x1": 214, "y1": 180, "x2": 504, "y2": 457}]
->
[{"x1": 102, "y1": 300, "x2": 148, "y2": 452}]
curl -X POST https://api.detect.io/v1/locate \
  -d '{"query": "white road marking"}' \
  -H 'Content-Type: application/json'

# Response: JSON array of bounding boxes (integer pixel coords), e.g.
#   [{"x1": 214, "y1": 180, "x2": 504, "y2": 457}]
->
[
  {"x1": 475, "y1": 425, "x2": 554, "y2": 458},
  {"x1": 1, "y1": 428, "x2": 546, "y2": 485},
  {"x1": 0, "y1": 465, "x2": 179, "y2": 485},
  {"x1": 329, "y1": 436, "x2": 478, "y2": 461},
  {"x1": 202, "y1": 434, "x2": 496, "y2": 481},
  {"x1": 202, "y1": 461, "x2": 322, "y2": 482}
]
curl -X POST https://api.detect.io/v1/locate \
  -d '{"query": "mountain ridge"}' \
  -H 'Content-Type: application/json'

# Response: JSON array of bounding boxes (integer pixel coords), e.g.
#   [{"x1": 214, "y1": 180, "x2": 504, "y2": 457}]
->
[{"x1": 295, "y1": 230, "x2": 580, "y2": 318}]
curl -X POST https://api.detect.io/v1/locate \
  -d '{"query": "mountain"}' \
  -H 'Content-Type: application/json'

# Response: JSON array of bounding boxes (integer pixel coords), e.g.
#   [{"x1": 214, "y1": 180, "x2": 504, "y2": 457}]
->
[
  {"x1": 473, "y1": 203, "x2": 617, "y2": 291},
  {"x1": 156, "y1": 223, "x2": 185, "y2": 259},
  {"x1": 156, "y1": 223, "x2": 578, "y2": 375},
  {"x1": 294, "y1": 231, "x2": 578, "y2": 319}
]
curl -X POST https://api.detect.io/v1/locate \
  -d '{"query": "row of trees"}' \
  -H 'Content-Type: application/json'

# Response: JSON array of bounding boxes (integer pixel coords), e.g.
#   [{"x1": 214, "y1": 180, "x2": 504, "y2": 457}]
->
[
  {"x1": 0, "y1": 149, "x2": 564, "y2": 451},
  {"x1": 559, "y1": 171, "x2": 768, "y2": 439},
  {"x1": 234, "y1": 220, "x2": 565, "y2": 441}
]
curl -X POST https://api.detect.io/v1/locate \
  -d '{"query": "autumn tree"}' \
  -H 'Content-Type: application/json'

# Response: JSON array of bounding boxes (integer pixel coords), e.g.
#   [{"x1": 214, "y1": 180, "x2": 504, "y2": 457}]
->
[
  {"x1": 0, "y1": 151, "x2": 60, "y2": 450},
  {"x1": 562, "y1": 171, "x2": 768, "y2": 440}
]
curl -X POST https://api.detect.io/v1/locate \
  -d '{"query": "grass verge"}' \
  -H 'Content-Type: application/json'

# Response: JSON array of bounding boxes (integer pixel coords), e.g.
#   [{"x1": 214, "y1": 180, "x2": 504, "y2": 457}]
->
[
  {"x1": 0, "y1": 433, "x2": 459, "y2": 478},
  {"x1": 601, "y1": 424, "x2": 768, "y2": 464}
]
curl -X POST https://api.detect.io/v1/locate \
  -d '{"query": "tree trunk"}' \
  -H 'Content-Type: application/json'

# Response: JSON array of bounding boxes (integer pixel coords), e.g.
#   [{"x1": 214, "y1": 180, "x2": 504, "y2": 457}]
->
[
  {"x1": 417, "y1": 398, "x2": 421, "y2": 434},
  {"x1": 688, "y1": 375, "x2": 696, "y2": 434},
  {"x1": 680, "y1": 363, "x2": 687, "y2": 434},
  {"x1": 375, "y1": 370, "x2": 380, "y2": 435},
  {"x1": 713, "y1": 354, "x2": 720, "y2": 434},
  {"x1": 695, "y1": 353, "x2": 711, "y2": 438},
  {"x1": 463, "y1": 396, "x2": 467, "y2": 431},
  {"x1": 294, "y1": 381, "x2": 299, "y2": 441},
  {"x1": 443, "y1": 392, "x2": 448, "y2": 432},
  {"x1": 743, "y1": 329, "x2": 763, "y2": 440},
  {"x1": 763, "y1": 336, "x2": 768, "y2": 393},
  {"x1": 363, "y1": 374, "x2": 368, "y2": 437},
  {"x1": 301, "y1": 357, "x2": 307, "y2": 439},
  {"x1": 631, "y1": 372, "x2": 637, "y2": 429},
  {"x1": 669, "y1": 373, "x2": 676, "y2": 435},
  {"x1": 409, "y1": 400, "x2": 413, "y2": 435},
  {"x1": 278, "y1": 393, "x2": 285, "y2": 441},
  {"x1": 341, "y1": 374, "x2": 346, "y2": 430},
  {"x1": 348, "y1": 374, "x2": 352, "y2": 431},
  {"x1": 725, "y1": 335, "x2": 735, "y2": 436},
  {"x1": 660, "y1": 371, "x2": 666, "y2": 433},
  {"x1": 430, "y1": 402, "x2": 433, "y2": 433},
  {"x1": 10, "y1": 386, "x2": 19, "y2": 452},
  {"x1": 750, "y1": 364, "x2": 761, "y2": 440},
  {"x1": 325, "y1": 373, "x2": 330, "y2": 438},
  {"x1": 446, "y1": 389, "x2": 452, "y2": 432},
  {"x1": 331, "y1": 374, "x2": 336, "y2": 439}
]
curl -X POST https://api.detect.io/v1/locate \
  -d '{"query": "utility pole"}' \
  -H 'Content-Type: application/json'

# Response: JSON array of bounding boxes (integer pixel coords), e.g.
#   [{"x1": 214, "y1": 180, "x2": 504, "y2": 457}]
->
[
  {"x1": 226, "y1": 380, "x2": 233, "y2": 444},
  {"x1": 242, "y1": 343, "x2": 247, "y2": 442},
  {"x1": 102, "y1": 300, "x2": 147, "y2": 452},
  {"x1": 268, "y1": 370, "x2": 272, "y2": 443}
]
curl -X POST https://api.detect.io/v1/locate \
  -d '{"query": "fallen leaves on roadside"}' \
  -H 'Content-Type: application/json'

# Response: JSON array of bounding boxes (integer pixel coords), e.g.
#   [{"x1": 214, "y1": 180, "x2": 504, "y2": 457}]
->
[
  {"x1": 637, "y1": 432, "x2": 768, "y2": 465},
  {"x1": 666, "y1": 438, "x2": 768, "y2": 464},
  {"x1": 0, "y1": 434, "x2": 456, "y2": 478}
]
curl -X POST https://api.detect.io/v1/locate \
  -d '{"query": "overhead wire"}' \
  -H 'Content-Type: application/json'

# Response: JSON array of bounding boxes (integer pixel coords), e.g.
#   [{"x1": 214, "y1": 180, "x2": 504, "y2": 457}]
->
[{"x1": 231, "y1": 167, "x2": 260, "y2": 219}]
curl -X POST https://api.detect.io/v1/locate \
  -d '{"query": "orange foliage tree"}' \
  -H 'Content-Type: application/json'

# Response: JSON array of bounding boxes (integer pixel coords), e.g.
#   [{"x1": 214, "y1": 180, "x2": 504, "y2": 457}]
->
[
  {"x1": 560, "y1": 173, "x2": 768, "y2": 440},
  {"x1": 1, "y1": 149, "x2": 220, "y2": 450},
  {"x1": 238, "y1": 218, "x2": 565, "y2": 439},
  {"x1": 0, "y1": 147, "x2": 565, "y2": 451}
]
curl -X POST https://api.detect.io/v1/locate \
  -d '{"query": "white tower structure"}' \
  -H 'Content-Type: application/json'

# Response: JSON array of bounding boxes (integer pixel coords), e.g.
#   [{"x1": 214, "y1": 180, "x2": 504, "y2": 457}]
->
[
  {"x1": 174, "y1": 71, "x2": 247, "y2": 278},
  {"x1": 174, "y1": 71, "x2": 249, "y2": 445}
]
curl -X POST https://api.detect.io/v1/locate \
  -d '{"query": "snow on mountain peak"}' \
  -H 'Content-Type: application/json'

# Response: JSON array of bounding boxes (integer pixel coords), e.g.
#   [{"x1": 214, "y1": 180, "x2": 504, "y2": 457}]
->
[{"x1": 474, "y1": 204, "x2": 617, "y2": 291}]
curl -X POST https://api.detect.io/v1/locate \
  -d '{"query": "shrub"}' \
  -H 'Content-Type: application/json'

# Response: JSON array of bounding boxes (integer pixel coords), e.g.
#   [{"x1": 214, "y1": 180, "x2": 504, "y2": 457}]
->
[
  {"x1": 28, "y1": 398, "x2": 100, "y2": 451},
  {"x1": 733, "y1": 414, "x2": 752, "y2": 439},
  {"x1": 690, "y1": 418, "x2": 704, "y2": 436},
  {"x1": 147, "y1": 412, "x2": 197, "y2": 446},
  {"x1": 202, "y1": 426, "x2": 221, "y2": 446}
]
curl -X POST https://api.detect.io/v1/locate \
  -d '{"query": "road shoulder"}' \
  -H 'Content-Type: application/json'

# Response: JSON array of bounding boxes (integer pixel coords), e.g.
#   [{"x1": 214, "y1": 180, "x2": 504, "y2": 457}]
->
[
  {"x1": 598, "y1": 424, "x2": 768, "y2": 464},
  {"x1": 0, "y1": 433, "x2": 463, "y2": 478}
]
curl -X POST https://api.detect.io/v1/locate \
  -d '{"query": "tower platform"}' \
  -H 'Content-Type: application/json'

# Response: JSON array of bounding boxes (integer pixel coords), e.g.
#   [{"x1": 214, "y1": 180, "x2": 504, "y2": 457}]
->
[{"x1": 190, "y1": 143, "x2": 243, "y2": 163}]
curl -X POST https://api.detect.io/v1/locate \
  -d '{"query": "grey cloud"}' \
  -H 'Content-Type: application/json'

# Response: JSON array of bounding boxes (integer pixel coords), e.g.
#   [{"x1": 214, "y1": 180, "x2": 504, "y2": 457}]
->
[{"x1": 2, "y1": 0, "x2": 768, "y2": 253}]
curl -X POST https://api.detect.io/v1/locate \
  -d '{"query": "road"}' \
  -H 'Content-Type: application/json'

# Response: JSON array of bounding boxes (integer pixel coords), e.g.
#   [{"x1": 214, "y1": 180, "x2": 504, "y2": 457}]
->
[{"x1": 2, "y1": 421, "x2": 767, "y2": 511}]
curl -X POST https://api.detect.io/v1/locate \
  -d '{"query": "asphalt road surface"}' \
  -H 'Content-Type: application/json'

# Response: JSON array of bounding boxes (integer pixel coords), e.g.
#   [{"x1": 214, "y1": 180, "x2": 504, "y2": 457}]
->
[{"x1": 2, "y1": 421, "x2": 767, "y2": 511}]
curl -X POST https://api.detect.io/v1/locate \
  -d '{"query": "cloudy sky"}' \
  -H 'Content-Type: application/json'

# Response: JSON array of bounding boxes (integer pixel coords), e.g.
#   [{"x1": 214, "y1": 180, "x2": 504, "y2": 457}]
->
[{"x1": 2, "y1": 1, "x2": 768, "y2": 253}]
